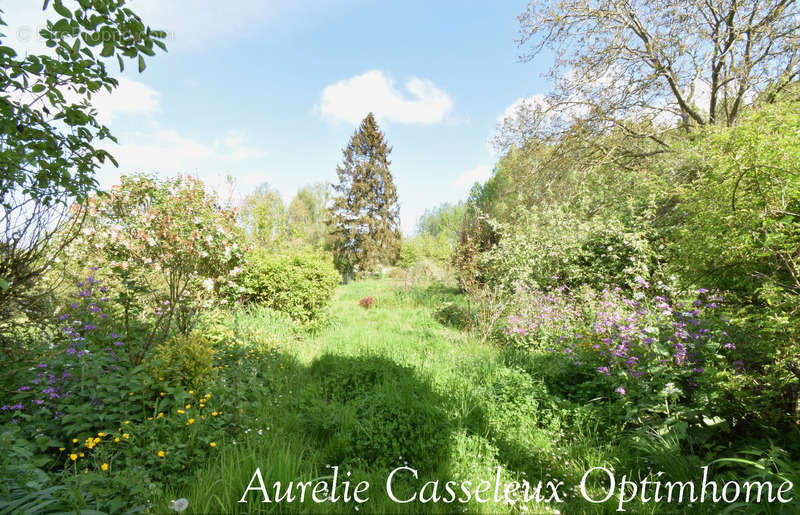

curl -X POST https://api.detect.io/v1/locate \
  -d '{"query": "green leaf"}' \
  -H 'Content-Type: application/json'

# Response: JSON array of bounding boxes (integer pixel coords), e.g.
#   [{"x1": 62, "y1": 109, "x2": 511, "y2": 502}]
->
[
  {"x1": 117, "y1": 53, "x2": 124, "y2": 72},
  {"x1": 31, "y1": 83, "x2": 46, "y2": 93},
  {"x1": 138, "y1": 54, "x2": 146, "y2": 72},
  {"x1": 0, "y1": 46, "x2": 17, "y2": 57},
  {"x1": 0, "y1": 278, "x2": 9, "y2": 291},
  {"x1": 100, "y1": 42, "x2": 114, "y2": 57},
  {"x1": 52, "y1": 1, "x2": 72, "y2": 19}
]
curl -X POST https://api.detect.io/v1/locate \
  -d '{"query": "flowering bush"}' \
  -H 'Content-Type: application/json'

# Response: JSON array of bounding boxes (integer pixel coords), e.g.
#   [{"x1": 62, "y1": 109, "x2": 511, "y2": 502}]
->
[
  {"x1": 62, "y1": 174, "x2": 246, "y2": 360},
  {"x1": 501, "y1": 278, "x2": 743, "y2": 427},
  {"x1": 2, "y1": 275, "x2": 139, "y2": 444},
  {"x1": 476, "y1": 211, "x2": 658, "y2": 293},
  {"x1": 0, "y1": 274, "x2": 287, "y2": 509},
  {"x1": 359, "y1": 296, "x2": 374, "y2": 309}
]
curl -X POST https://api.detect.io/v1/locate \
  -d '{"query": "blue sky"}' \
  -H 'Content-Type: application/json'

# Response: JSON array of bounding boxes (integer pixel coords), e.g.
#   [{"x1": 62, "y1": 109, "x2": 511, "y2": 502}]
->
[{"x1": 2, "y1": 0, "x2": 551, "y2": 232}]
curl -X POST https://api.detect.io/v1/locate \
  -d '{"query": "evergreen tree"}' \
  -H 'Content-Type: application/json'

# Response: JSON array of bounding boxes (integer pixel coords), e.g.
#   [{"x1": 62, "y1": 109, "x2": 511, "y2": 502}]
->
[{"x1": 329, "y1": 113, "x2": 401, "y2": 277}]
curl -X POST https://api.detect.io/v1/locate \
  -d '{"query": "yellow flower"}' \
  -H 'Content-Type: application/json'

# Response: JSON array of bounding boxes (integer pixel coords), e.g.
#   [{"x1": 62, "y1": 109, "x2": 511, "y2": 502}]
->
[
  {"x1": 177, "y1": 409, "x2": 185, "y2": 414},
  {"x1": 129, "y1": 392, "x2": 134, "y2": 396},
  {"x1": 59, "y1": 447, "x2": 65, "y2": 451},
  {"x1": 101, "y1": 463, "x2": 109, "y2": 471},
  {"x1": 70, "y1": 453, "x2": 78, "y2": 461},
  {"x1": 160, "y1": 392, "x2": 165, "y2": 397},
  {"x1": 185, "y1": 404, "x2": 191, "y2": 409},
  {"x1": 72, "y1": 438, "x2": 78, "y2": 443},
  {"x1": 122, "y1": 433, "x2": 130, "y2": 439},
  {"x1": 209, "y1": 442, "x2": 216, "y2": 447},
  {"x1": 157, "y1": 450, "x2": 165, "y2": 457},
  {"x1": 211, "y1": 411, "x2": 218, "y2": 416},
  {"x1": 187, "y1": 418, "x2": 195, "y2": 425},
  {"x1": 124, "y1": 420, "x2": 130, "y2": 425},
  {"x1": 147, "y1": 416, "x2": 153, "y2": 421},
  {"x1": 97, "y1": 432, "x2": 106, "y2": 437},
  {"x1": 157, "y1": 412, "x2": 164, "y2": 418},
  {"x1": 114, "y1": 437, "x2": 120, "y2": 443},
  {"x1": 199, "y1": 403, "x2": 205, "y2": 408},
  {"x1": 79, "y1": 452, "x2": 85, "y2": 457},
  {"x1": 189, "y1": 390, "x2": 195, "y2": 395}
]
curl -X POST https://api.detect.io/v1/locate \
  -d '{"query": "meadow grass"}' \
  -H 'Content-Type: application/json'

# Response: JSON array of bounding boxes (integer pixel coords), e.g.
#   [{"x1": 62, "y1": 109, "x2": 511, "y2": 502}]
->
[{"x1": 160, "y1": 279, "x2": 737, "y2": 514}]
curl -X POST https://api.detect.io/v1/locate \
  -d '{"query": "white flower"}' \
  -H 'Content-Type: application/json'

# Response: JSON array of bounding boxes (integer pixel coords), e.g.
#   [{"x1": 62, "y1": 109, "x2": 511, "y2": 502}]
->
[
  {"x1": 202, "y1": 278, "x2": 214, "y2": 291},
  {"x1": 169, "y1": 498, "x2": 189, "y2": 512},
  {"x1": 663, "y1": 382, "x2": 682, "y2": 397}
]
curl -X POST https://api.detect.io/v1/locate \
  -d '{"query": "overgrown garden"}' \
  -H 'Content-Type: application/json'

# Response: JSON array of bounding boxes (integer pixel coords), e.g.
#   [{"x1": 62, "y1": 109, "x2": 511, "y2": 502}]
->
[{"x1": 1, "y1": 0, "x2": 799, "y2": 513}]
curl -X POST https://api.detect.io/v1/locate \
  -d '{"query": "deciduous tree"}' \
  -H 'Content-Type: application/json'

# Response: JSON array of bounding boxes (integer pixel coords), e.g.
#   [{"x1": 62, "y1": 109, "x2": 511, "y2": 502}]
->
[{"x1": 0, "y1": 0, "x2": 166, "y2": 325}]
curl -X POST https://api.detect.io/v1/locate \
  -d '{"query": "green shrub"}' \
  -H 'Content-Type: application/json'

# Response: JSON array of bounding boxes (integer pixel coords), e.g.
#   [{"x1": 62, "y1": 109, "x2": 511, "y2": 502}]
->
[
  {"x1": 398, "y1": 234, "x2": 452, "y2": 268},
  {"x1": 146, "y1": 331, "x2": 216, "y2": 391},
  {"x1": 478, "y1": 210, "x2": 658, "y2": 292},
  {"x1": 434, "y1": 301, "x2": 470, "y2": 330},
  {"x1": 236, "y1": 249, "x2": 341, "y2": 325},
  {"x1": 299, "y1": 356, "x2": 452, "y2": 471}
]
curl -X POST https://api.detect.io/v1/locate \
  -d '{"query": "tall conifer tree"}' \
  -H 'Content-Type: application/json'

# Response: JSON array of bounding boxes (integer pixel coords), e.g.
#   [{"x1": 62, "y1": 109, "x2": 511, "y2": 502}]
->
[{"x1": 329, "y1": 113, "x2": 401, "y2": 277}]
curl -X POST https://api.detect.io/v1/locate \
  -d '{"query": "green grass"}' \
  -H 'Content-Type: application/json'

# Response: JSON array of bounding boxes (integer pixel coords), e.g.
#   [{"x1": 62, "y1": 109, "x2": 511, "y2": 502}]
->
[{"x1": 157, "y1": 279, "x2": 788, "y2": 514}]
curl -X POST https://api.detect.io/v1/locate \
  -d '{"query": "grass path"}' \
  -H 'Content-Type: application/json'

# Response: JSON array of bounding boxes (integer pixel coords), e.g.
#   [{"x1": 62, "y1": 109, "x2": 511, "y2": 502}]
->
[{"x1": 163, "y1": 279, "x2": 679, "y2": 514}]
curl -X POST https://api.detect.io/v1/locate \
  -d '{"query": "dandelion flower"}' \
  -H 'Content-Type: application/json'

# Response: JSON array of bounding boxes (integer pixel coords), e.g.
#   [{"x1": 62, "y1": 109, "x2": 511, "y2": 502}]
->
[
  {"x1": 70, "y1": 453, "x2": 78, "y2": 461},
  {"x1": 157, "y1": 450, "x2": 165, "y2": 457},
  {"x1": 177, "y1": 409, "x2": 185, "y2": 414},
  {"x1": 209, "y1": 442, "x2": 216, "y2": 447},
  {"x1": 169, "y1": 498, "x2": 189, "y2": 512},
  {"x1": 187, "y1": 418, "x2": 195, "y2": 425},
  {"x1": 101, "y1": 463, "x2": 109, "y2": 471}
]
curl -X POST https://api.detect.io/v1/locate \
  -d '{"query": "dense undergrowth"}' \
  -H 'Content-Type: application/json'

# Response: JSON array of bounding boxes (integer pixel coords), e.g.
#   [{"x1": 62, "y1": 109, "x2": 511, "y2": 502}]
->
[{"x1": 154, "y1": 279, "x2": 800, "y2": 514}]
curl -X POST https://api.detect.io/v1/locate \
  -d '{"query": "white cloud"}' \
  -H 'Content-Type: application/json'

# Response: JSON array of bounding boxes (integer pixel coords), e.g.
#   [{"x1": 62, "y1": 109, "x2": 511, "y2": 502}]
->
[
  {"x1": 0, "y1": 0, "x2": 340, "y2": 52},
  {"x1": 318, "y1": 70, "x2": 454, "y2": 125},
  {"x1": 90, "y1": 77, "x2": 161, "y2": 124},
  {"x1": 97, "y1": 128, "x2": 266, "y2": 194},
  {"x1": 497, "y1": 94, "x2": 548, "y2": 125},
  {"x1": 455, "y1": 164, "x2": 492, "y2": 191}
]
